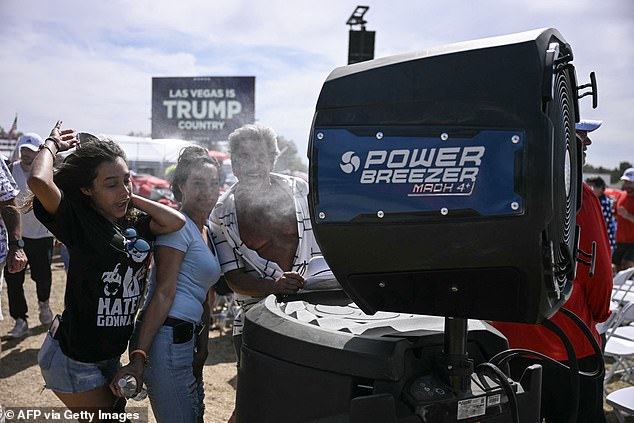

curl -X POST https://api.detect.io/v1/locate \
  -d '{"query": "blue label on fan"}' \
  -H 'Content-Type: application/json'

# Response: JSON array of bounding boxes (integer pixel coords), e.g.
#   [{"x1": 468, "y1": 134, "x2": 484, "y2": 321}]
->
[{"x1": 313, "y1": 127, "x2": 524, "y2": 222}]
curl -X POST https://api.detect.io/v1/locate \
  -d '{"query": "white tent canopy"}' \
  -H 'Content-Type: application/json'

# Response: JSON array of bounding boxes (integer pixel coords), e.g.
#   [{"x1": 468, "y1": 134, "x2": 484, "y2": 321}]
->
[
  {"x1": 105, "y1": 135, "x2": 198, "y2": 176},
  {"x1": 5, "y1": 134, "x2": 199, "y2": 177}
]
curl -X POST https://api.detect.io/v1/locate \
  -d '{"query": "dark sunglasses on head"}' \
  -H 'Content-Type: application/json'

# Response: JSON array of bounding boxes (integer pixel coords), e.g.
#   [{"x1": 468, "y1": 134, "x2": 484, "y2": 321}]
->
[{"x1": 75, "y1": 132, "x2": 100, "y2": 147}]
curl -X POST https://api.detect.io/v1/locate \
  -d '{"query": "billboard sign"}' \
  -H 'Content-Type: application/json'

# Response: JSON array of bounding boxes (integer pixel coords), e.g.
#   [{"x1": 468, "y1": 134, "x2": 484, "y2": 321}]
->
[{"x1": 152, "y1": 76, "x2": 255, "y2": 142}]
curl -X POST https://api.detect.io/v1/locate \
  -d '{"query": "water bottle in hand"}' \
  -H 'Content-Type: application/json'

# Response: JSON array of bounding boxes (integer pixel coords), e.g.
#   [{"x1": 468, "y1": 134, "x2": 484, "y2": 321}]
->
[{"x1": 117, "y1": 375, "x2": 147, "y2": 400}]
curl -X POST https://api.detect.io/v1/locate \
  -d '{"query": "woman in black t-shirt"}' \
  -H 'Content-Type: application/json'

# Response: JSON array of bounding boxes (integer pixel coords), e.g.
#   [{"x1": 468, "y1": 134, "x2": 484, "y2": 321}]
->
[{"x1": 28, "y1": 121, "x2": 185, "y2": 419}]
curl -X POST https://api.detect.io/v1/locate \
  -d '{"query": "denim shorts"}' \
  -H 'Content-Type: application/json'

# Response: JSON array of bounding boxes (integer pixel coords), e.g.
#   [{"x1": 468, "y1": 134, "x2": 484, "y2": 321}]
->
[{"x1": 38, "y1": 334, "x2": 121, "y2": 393}]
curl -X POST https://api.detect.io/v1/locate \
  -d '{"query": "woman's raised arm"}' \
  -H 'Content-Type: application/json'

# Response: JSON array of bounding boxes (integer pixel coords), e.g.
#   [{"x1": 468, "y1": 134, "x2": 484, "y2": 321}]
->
[{"x1": 27, "y1": 120, "x2": 78, "y2": 214}]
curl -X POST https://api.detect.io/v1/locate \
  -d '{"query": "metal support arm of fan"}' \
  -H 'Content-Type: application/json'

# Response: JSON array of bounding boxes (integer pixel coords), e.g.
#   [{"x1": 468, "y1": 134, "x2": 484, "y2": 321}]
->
[
  {"x1": 576, "y1": 241, "x2": 597, "y2": 277},
  {"x1": 577, "y1": 71, "x2": 598, "y2": 109}
]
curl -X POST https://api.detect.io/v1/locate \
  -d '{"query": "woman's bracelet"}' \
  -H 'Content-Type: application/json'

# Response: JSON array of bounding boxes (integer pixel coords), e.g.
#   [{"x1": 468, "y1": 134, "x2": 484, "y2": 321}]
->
[
  {"x1": 45, "y1": 137, "x2": 61, "y2": 150},
  {"x1": 38, "y1": 143, "x2": 56, "y2": 159},
  {"x1": 130, "y1": 349, "x2": 148, "y2": 365}
]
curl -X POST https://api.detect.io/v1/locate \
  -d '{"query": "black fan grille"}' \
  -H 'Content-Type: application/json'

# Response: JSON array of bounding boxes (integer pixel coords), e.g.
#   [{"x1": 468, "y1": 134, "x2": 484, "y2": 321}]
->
[{"x1": 552, "y1": 68, "x2": 576, "y2": 291}]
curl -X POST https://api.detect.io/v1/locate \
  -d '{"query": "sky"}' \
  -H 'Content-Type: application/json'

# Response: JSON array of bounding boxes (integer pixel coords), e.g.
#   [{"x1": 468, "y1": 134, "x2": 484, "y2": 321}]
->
[{"x1": 0, "y1": 0, "x2": 632, "y2": 168}]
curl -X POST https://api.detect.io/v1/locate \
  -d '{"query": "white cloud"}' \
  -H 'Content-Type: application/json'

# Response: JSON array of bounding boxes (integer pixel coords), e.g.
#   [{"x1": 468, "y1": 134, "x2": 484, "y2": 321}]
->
[{"x1": 0, "y1": 0, "x2": 631, "y2": 168}]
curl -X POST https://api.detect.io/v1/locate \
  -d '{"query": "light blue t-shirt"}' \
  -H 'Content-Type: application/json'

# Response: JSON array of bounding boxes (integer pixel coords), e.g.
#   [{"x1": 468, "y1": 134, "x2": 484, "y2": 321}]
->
[{"x1": 145, "y1": 214, "x2": 220, "y2": 323}]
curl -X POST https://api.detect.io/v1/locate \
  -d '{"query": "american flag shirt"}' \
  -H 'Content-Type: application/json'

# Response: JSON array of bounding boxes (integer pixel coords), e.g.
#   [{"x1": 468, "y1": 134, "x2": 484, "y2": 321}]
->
[{"x1": 598, "y1": 193, "x2": 617, "y2": 251}]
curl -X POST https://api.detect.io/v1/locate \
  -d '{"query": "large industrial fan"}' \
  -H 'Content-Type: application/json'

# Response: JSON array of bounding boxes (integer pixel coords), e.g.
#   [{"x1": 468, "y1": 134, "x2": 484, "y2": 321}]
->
[
  {"x1": 308, "y1": 27, "x2": 582, "y2": 324},
  {"x1": 237, "y1": 28, "x2": 592, "y2": 422}
]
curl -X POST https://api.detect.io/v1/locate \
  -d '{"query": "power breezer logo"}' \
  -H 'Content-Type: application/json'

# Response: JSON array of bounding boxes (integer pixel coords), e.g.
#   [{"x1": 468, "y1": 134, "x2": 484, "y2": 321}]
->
[
  {"x1": 340, "y1": 151, "x2": 361, "y2": 173},
  {"x1": 339, "y1": 146, "x2": 485, "y2": 196}
]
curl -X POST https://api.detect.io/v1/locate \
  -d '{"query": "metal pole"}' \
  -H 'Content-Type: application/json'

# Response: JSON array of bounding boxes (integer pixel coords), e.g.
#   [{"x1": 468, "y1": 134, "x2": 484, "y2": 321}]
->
[{"x1": 443, "y1": 317, "x2": 470, "y2": 392}]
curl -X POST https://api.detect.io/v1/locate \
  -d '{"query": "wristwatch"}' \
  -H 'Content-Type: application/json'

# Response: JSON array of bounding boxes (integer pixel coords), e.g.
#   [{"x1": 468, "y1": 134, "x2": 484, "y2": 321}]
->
[{"x1": 8, "y1": 239, "x2": 25, "y2": 248}]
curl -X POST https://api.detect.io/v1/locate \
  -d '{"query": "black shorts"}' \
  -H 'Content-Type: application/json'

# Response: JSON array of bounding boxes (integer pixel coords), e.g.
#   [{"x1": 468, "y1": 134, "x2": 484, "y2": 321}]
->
[{"x1": 612, "y1": 243, "x2": 634, "y2": 266}]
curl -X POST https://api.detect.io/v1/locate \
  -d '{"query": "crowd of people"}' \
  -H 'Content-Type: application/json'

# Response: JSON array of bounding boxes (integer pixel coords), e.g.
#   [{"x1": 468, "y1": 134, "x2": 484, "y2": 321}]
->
[
  {"x1": 0, "y1": 116, "x2": 632, "y2": 422},
  {"x1": 4, "y1": 133, "x2": 54, "y2": 338},
  {"x1": 0, "y1": 120, "x2": 320, "y2": 422}
]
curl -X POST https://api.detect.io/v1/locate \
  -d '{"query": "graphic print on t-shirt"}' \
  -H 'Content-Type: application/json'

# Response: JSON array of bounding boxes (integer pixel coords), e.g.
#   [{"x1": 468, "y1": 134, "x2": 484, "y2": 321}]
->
[{"x1": 97, "y1": 231, "x2": 150, "y2": 327}]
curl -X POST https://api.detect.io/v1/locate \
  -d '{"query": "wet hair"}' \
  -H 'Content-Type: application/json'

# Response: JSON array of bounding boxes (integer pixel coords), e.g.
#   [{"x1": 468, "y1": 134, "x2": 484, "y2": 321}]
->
[
  {"x1": 228, "y1": 124, "x2": 280, "y2": 164},
  {"x1": 54, "y1": 138, "x2": 127, "y2": 204},
  {"x1": 585, "y1": 176, "x2": 606, "y2": 190},
  {"x1": 171, "y1": 145, "x2": 220, "y2": 202}
]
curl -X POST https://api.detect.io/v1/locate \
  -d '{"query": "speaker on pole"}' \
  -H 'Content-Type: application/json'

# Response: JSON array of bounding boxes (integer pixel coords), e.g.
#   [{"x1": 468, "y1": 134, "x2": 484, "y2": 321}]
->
[
  {"x1": 348, "y1": 30, "x2": 375, "y2": 64},
  {"x1": 346, "y1": 5, "x2": 375, "y2": 65}
]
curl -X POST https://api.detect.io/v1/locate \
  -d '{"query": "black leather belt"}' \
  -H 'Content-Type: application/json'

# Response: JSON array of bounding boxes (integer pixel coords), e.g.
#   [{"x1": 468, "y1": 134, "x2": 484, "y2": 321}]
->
[
  {"x1": 138, "y1": 312, "x2": 204, "y2": 335},
  {"x1": 163, "y1": 316, "x2": 191, "y2": 327}
]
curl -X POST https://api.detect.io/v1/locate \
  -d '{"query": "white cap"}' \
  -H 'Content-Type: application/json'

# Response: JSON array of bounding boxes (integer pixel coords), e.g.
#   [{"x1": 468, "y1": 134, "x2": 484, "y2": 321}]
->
[
  {"x1": 17, "y1": 133, "x2": 44, "y2": 152},
  {"x1": 575, "y1": 120, "x2": 602, "y2": 132},
  {"x1": 620, "y1": 167, "x2": 634, "y2": 183}
]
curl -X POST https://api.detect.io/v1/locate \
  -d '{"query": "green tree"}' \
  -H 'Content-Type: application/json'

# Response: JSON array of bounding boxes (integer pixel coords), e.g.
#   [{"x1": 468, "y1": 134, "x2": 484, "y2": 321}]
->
[
  {"x1": 126, "y1": 131, "x2": 151, "y2": 137},
  {"x1": 584, "y1": 161, "x2": 633, "y2": 184},
  {"x1": 0, "y1": 126, "x2": 23, "y2": 139},
  {"x1": 274, "y1": 135, "x2": 307, "y2": 173},
  {"x1": 613, "y1": 161, "x2": 633, "y2": 184},
  {"x1": 583, "y1": 164, "x2": 611, "y2": 174}
]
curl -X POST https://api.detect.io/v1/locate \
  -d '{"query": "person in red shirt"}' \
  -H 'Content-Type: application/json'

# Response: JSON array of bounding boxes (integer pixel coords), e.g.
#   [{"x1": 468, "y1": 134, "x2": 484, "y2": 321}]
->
[
  {"x1": 612, "y1": 167, "x2": 634, "y2": 271},
  {"x1": 491, "y1": 119, "x2": 613, "y2": 423}
]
